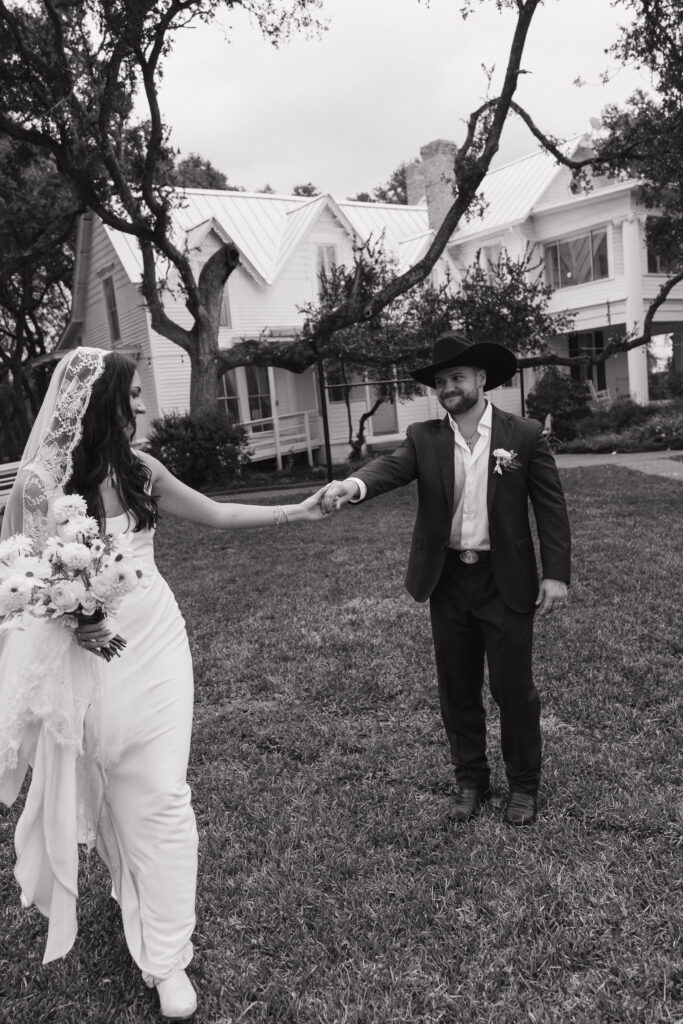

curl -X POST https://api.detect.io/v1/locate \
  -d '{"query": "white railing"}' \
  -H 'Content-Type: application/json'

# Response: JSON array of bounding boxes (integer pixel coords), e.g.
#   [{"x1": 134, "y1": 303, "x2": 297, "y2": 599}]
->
[
  {"x1": 242, "y1": 409, "x2": 320, "y2": 469},
  {"x1": 0, "y1": 459, "x2": 20, "y2": 515}
]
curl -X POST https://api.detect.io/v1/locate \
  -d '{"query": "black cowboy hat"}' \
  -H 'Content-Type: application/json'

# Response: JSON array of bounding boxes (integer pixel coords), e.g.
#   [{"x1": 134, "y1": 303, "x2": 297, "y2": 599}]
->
[{"x1": 409, "y1": 331, "x2": 517, "y2": 391}]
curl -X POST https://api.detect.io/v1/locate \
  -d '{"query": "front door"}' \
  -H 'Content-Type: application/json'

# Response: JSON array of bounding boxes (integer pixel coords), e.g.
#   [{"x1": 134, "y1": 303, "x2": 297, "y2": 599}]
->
[{"x1": 371, "y1": 397, "x2": 399, "y2": 435}]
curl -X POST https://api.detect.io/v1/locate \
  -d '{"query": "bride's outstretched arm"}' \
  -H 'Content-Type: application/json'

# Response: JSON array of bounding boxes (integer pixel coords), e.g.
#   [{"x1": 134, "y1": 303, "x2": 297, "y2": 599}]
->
[{"x1": 137, "y1": 451, "x2": 327, "y2": 528}]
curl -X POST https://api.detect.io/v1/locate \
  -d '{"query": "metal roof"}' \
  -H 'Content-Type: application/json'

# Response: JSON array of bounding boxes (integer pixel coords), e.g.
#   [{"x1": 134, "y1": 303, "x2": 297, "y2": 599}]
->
[
  {"x1": 452, "y1": 148, "x2": 564, "y2": 241},
  {"x1": 102, "y1": 144, "x2": 628, "y2": 283},
  {"x1": 398, "y1": 231, "x2": 434, "y2": 274},
  {"x1": 451, "y1": 138, "x2": 637, "y2": 243},
  {"x1": 104, "y1": 190, "x2": 431, "y2": 286},
  {"x1": 337, "y1": 199, "x2": 430, "y2": 256}
]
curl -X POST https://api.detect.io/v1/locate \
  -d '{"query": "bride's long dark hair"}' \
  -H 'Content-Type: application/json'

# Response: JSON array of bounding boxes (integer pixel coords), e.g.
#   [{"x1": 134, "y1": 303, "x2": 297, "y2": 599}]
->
[{"x1": 66, "y1": 351, "x2": 158, "y2": 531}]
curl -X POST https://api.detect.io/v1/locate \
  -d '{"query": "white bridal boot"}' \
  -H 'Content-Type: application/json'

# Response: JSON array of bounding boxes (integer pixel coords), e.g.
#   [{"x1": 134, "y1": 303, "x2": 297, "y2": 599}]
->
[{"x1": 155, "y1": 969, "x2": 197, "y2": 1020}]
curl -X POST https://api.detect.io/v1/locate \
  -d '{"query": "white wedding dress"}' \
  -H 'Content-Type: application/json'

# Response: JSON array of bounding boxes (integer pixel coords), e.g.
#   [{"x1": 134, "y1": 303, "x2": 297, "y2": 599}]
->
[{"x1": 0, "y1": 513, "x2": 198, "y2": 979}]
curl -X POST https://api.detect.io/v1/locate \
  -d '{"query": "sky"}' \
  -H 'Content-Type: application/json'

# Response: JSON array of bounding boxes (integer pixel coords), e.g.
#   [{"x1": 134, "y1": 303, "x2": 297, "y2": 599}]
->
[{"x1": 155, "y1": 0, "x2": 654, "y2": 198}]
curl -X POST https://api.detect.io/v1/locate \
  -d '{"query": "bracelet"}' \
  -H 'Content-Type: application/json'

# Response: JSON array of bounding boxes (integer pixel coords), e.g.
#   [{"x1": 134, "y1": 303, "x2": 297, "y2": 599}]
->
[{"x1": 273, "y1": 504, "x2": 289, "y2": 526}]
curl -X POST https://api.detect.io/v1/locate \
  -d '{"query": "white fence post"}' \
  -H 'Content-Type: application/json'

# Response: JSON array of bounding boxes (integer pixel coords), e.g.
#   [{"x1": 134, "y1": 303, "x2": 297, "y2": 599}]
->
[
  {"x1": 303, "y1": 412, "x2": 312, "y2": 466},
  {"x1": 273, "y1": 416, "x2": 282, "y2": 471}
]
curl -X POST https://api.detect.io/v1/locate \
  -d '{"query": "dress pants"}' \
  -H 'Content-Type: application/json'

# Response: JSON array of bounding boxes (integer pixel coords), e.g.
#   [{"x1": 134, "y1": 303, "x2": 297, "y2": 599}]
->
[{"x1": 429, "y1": 553, "x2": 541, "y2": 794}]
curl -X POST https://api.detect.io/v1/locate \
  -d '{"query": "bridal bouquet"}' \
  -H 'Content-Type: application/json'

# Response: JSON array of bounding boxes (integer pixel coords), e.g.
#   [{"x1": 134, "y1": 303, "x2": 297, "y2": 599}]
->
[{"x1": 0, "y1": 494, "x2": 149, "y2": 662}]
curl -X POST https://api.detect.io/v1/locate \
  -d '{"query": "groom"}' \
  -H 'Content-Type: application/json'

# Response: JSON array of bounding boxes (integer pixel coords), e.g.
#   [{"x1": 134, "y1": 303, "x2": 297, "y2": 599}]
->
[{"x1": 320, "y1": 332, "x2": 571, "y2": 826}]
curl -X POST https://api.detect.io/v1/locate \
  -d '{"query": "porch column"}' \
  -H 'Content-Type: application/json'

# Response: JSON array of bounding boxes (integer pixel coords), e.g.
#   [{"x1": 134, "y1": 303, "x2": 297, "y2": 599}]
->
[
  {"x1": 267, "y1": 365, "x2": 282, "y2": 470},
  {"x1": 672, "y1": 331, "x2": 683, "y2": 373},
  {"x1": 622, "y1": 214, "x2": 649, "y2": 403}
]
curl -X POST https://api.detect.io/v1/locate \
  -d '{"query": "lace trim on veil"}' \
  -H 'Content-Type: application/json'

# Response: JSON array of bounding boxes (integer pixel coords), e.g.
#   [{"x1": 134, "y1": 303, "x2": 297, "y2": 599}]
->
[
  {"x1": 4, "y1": 347, "x2": 107, "y2": 547},
  {"x1": 0, "y1": 349, "x2": 113, "y2": 961}
]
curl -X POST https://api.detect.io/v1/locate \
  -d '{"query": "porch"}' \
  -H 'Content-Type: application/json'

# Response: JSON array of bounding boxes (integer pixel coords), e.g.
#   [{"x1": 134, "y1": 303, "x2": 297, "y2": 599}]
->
[{"x1": 242, "y1": 409, "x2": 321, "y2": 469}]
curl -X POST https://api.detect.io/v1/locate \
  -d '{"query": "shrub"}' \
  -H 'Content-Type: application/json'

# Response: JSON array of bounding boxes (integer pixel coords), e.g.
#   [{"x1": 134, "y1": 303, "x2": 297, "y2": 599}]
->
[
  {"x1": 649, "y1": 366, "x2": 683, "y2": 399},
  {"x1": 561, "y1": 403, "x2": 683, "y2": 453},
  {"x1": 574, "y1": 397, "x2": 649, "y2": 437},
  {"x1": 146, "y1": 410, "x2": 251, "y2": 489},
  {"x1": 525, "y1": 368, "x2": 591, "y2": 440}
]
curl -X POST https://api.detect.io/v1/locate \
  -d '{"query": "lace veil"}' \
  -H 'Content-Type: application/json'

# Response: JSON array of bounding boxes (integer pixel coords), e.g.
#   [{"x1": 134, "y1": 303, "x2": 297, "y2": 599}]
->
[
  {"x1": 1, "y1": 347, "x2": 107, "y2": 544},
  {"x1": 0, "y1": 347, "x2": 111, "y2": 964}
]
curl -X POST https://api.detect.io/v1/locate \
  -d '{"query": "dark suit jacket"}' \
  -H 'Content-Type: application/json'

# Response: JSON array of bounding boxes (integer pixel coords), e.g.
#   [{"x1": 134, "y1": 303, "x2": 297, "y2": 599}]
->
[{"x1": 353, "y1": 406, "x2": 571, "y2": 613}]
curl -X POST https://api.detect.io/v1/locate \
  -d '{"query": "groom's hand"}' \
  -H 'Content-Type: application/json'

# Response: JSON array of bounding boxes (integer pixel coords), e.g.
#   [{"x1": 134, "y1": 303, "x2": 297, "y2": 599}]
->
[
  {"x1": 535, "y1": 579, "x2": 568, "y2": 615},
  {"x1": 320, "y1": 479, "x2": 360, "y2": 514}
]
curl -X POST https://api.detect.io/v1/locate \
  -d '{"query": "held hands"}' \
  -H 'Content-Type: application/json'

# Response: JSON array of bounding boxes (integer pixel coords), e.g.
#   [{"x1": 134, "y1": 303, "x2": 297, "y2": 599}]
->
[
  {"x1": 76, "y1": 618, "x2": 127, "y2": 659},
  {"x1": 319, "y1": 480, "x2": 360, "y2": 514},
  {"x1": 296, "y1": 486, "x2": 333, "y2": 521},
  {"x1": 535, "y1": 579, "x2": 568, "y2": 615},
  {"x1": 272, "y1": 482, "x2": 359, "y2": 524}
]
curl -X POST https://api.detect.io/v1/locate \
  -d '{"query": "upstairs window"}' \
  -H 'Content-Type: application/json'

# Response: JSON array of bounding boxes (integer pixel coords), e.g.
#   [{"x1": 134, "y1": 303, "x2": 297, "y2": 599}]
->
[
  {"x1": 102, "y1": 276, "x2": 121, "y2": 341},
  {"x1": 316, "y1": 244, "x2": 337, "y2": 295},
  {"x1": 219, "y1": 282, "x2": 232, "y2": 328},
  {"x1": 545, "y1": 228, "x2": 609, "y2": 289}
]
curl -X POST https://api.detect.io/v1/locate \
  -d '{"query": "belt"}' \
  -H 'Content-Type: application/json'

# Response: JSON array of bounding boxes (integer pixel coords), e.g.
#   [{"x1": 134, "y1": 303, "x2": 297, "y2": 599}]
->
[{"x1": 447, "y1": 549, "x2": 491, "y2": 564}]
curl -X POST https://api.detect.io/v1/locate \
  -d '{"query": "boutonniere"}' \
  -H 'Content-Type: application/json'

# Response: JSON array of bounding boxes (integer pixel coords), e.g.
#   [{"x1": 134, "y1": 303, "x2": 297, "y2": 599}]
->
[{"x1": 492, "y1": 448, "x2": 521, "y2": 475}]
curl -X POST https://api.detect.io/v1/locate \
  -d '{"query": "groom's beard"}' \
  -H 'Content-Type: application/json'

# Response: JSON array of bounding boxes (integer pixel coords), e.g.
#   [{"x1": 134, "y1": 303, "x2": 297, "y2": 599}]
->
[{"x1": 438, "y1": 389, "x2": 480, "y2": 416}]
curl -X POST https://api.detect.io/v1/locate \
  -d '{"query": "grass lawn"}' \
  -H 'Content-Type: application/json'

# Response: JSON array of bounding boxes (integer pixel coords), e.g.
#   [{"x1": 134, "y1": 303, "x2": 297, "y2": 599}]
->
[{"x1": 1, "y1": 466, "x2": 681, "y2": 1024}]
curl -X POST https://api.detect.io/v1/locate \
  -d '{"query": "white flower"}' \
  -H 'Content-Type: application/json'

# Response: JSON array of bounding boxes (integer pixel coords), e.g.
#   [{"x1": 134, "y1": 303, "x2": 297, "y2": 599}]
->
[
  {"x1": 60, "y1": 515, "x2": 100, "y2": 542},
  {"x1": 0, "y1": 553, "x2": 51, "y2": 584},
  {"x1": 58, "y1": 542, "x2": 95, "y2": 572},
  {"x1": 0, "y1": 533, "x2": 35, "y2": 565},
  {"x1": 108, "y1": 532, "x2": 134, "y2": 557},
  {"x1": 107, "y1": 561, "x2": 140, "y2": 593},
  {"x1": 43, "y1": 537, "x2": 64, "y2": 561},
  {"x1": 89, "y1": 538, "x2": 106, "y2": 557},
  {"x1": 90, "y1": 571, "x2": 116, "y2": 602},
  {"x1": 0, "y1": 575, "x2": 36, "y2": 615},
  {"x1": 52, "y1": 495, "x2": 88, "y2": 523},
  {"x1": 79, "y1": 589, "x2": 99, "y2": 616},
  {"x1": 91, "y1": 560, "x2": 140, "y2": 609},
  {"x1": 492, "y1": 448, "x2": 519, "y2": 475},
  {"x1": 46, "y1": 580, "x2": 82, "y2": 614}
]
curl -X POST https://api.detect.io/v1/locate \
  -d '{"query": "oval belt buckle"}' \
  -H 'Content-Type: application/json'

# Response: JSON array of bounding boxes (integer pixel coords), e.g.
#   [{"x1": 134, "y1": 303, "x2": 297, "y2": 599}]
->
[{"x1": 460, "y1": 550, "x2": 478, "y2": 564}]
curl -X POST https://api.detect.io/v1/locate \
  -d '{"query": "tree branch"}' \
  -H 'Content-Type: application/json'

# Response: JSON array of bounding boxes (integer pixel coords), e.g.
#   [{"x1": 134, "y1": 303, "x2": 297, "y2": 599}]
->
[
  {"x1": 306, "y1": 0, "x2": 543, "y2": 337},
  {"x1": 139, "y1": 238, "x2": 193, "y2": 354}
]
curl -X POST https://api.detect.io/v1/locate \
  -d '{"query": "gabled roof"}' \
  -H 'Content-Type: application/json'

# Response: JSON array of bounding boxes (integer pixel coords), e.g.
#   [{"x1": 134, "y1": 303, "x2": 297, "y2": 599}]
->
[
  {"x1": 397, "y1": 230, "x2": 434, "y2": 273},
  {"x1": 103, "y1": 189, "x2": 432, "y2": 287},
  {"x1": 272, "y1": 194, "x2": 358, "y2": 280},
  {"x1": 451, "y1": 138, "x2": 637, "y2": 244},
  {"x1": 338, "y1": 199, "x2": 430, "y2": 257},
  {"x1": 451, "y1": 147, "x2": 569, "y2": 242}
]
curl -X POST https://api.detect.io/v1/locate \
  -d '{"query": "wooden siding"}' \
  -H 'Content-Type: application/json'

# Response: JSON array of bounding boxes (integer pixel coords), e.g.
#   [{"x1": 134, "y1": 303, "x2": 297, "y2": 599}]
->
[
  {"x1": 82, "y1": 219, "x2": 160, "y2": 436},
  {"x1": 150, "y1": 335, "x2": 191, "y2": 414}
]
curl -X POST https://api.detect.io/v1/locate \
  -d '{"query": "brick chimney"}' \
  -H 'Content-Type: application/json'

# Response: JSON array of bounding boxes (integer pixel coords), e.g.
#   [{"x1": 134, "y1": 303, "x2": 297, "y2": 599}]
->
[
  {"x1": 405, "y1": 159, "x2": 426, "y2": 206},
  {"x1": 420, "y1": 139, "x2": 457, "y2": 232}
]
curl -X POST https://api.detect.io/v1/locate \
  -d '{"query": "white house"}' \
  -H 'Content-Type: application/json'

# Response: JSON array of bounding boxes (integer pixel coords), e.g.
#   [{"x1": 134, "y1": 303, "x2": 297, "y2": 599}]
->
[
  {"x1": 60, "y1": 189, "x2": 456, "y2": 464},
  {"x1": 59, "y1": 138, "x2": 683, "y2": 466},
  {"x1": 415, "y1": 138, "x2": 683, "y2": 411}
]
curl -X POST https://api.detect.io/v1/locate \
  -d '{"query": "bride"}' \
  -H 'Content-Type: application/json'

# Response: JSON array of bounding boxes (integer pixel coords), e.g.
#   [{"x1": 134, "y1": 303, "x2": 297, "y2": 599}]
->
[{"x1": 0, "y1": 347, "x2": 326, "y2": 1021}]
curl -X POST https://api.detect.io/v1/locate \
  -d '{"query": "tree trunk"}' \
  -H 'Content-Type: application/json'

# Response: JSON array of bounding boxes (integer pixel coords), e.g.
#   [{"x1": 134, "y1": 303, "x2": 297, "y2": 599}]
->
[
  {"x1": 0, "y1": 369, "x2": 30, "y2": 459},
  {"x1": 188, "y1": 329, "x2": 221, "y2": 415},
  {"x1": 349, "y1": 395, "x2": 384, "y2": 464},
  {"x1": 11, "y1": 364, "x2": 31, "y2": 453}
]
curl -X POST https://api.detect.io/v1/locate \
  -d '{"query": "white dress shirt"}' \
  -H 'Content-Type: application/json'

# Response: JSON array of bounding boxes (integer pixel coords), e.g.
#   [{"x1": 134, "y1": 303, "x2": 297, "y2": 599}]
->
[
  {"x1": 448, "y1": 400, "x2": 492, "y2": 551},
  {"x1": 348, "y1": 401, "x2": 492, "y2": 552}
]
